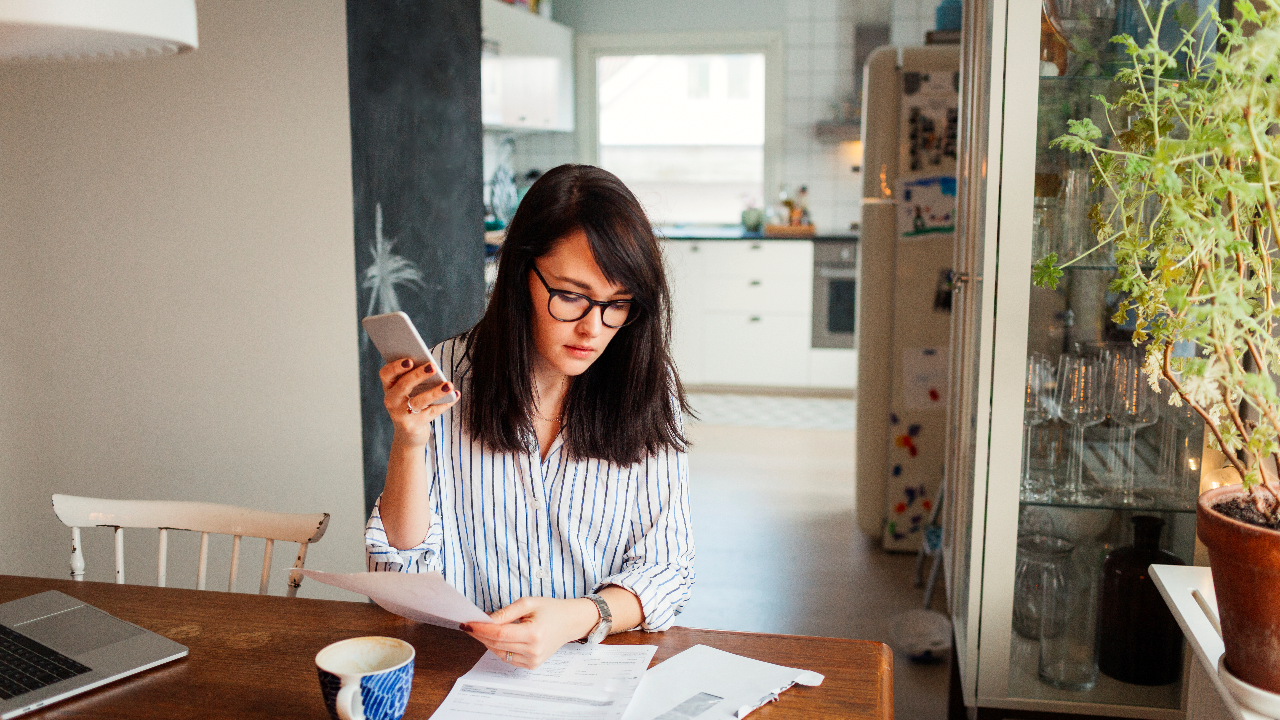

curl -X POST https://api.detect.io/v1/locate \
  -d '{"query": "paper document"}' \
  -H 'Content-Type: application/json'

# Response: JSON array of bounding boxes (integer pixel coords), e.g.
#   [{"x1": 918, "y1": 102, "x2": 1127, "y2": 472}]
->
[
  {"x1": 300, "y1": 569, "x2": 490, "y2": 629},
  {"x1": 621, "y1": 645, "x2": 823, "y2": 720},
  {"x1": 432, "y1": 643, "x2": 657, "y2": 720}
]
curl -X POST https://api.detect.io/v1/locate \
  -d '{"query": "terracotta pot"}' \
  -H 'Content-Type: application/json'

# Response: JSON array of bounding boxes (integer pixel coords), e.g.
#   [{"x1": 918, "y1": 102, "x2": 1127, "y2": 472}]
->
[{"x1": 1197, "y1": 484, "x2": 1280, "y2": 694}]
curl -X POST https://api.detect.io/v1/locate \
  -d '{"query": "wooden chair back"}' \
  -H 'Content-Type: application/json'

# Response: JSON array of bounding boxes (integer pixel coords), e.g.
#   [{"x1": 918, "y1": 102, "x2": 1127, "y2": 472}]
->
[{"x1": 51, "y1": 494, "x2": 330, "y2": 597}]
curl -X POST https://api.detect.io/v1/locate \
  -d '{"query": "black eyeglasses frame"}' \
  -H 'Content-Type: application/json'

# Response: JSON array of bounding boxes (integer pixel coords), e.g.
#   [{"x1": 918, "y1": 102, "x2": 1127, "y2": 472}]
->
[{"x1": 531, "y1": 265, "x2": 639, "y2": 328}]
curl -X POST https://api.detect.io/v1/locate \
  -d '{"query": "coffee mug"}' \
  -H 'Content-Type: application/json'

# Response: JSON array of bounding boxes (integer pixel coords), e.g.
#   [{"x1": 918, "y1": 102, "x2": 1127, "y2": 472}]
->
[{"x1": 316, "y1": 636, "x2": 415, "y2": 720}]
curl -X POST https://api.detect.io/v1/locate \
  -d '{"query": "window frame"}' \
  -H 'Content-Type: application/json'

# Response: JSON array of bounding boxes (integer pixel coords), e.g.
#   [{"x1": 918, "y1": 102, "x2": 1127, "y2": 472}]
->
[{"x1": 575, "y1": 31, "x2": 784, "y2": 219}]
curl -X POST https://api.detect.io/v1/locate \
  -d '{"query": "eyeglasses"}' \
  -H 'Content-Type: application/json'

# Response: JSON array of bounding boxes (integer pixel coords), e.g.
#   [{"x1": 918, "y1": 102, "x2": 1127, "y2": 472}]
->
[{"x1": 531, "y1": 265, "x2": 638, "y2": 328}]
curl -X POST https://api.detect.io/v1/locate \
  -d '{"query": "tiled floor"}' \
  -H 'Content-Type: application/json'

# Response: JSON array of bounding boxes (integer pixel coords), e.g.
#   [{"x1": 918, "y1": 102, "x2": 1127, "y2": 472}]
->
[
  {"x1": 675, "y1": 418, "x2": 950, "y2": 720},
  {"x1": 686, "y1": 393, "x2": 857, "y2": 431}
]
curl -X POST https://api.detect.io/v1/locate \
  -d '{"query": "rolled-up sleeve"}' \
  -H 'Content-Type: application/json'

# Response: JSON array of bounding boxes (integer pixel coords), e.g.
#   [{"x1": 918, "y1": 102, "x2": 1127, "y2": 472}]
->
[
  {"x1": 365, "y1": 431, "x2": 446, "y2": 573},
  {"x1": 596, "y1": 442, "x2": 696, "y2": 631}
]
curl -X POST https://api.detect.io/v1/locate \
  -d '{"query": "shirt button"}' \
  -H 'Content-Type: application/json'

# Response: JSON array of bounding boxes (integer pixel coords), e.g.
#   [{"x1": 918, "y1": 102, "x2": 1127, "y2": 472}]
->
[{"x1": 535, "y1": 568, "x2": 547, "y2": 580}]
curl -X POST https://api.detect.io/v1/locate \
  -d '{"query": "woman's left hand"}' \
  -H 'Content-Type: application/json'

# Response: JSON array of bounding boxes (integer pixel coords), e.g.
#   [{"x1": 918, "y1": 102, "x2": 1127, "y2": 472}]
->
[{"x1": 463, "y1": 597, "x2": 599, "y2": 669}]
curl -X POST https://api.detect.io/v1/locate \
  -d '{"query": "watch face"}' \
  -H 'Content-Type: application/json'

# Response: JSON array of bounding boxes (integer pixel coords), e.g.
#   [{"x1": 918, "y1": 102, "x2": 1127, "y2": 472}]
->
[{"x1": 588, "y1": 619, "x2": 611, "y2": 644}]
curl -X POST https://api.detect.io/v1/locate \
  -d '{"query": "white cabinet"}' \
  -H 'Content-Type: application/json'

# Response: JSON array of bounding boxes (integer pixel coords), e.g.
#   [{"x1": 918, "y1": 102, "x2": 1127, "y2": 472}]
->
[
  {"x1": 664, "y1": 239, "x2": 706, "y2": 385},
  {"x1": 665, "y1": 240, "x2": 828, "y2": 388},
  {"x1": 481, "y1": 0, "x2": 573, "y2": 132},
  {"x1": 702, "y1": 311, "x2": 811, "y2": 386},
  {"x1": 944, "y1": 1, "x2": 1208, "y2": 717}
]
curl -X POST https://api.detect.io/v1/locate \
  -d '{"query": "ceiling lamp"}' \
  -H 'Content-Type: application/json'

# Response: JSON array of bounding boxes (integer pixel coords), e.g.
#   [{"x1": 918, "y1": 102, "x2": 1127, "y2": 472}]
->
[{"x1": 0, "y1": 0, "x2": 197, "y2": 61}]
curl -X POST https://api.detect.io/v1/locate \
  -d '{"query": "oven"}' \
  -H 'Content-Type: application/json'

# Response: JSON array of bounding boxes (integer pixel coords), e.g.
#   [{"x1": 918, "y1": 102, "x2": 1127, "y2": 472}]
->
[{"x1": 811, "y1": 239, "x2": 858, "y2": 349}]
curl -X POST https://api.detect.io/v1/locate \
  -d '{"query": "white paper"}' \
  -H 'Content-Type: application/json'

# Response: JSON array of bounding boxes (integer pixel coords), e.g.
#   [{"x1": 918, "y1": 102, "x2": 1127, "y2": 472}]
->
[
  {"x1": 901, "y1": 346, "x2": 948, "y2": 410},
  {"x1": 299, "y1": 569, "x2": 491, "y2": 629},
  {"x1": 431, "y1": 643, "x2": 658, "y2": 720},
  {"x1": 621, "y1": 645, "x2": 823, "y2": 720}
]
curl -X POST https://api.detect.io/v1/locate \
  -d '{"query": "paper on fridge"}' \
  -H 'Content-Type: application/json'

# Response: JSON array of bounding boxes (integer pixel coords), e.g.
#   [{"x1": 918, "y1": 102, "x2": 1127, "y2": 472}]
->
[
  {"x1": 299, "y1": 569, "x2": 490, "y2": 629},
  {"x1": 621, "y1": 645, "x2": 824, "y2": 720},
  {"x1": 431, "y1": 642, "x2": 658, "y2": 720}
]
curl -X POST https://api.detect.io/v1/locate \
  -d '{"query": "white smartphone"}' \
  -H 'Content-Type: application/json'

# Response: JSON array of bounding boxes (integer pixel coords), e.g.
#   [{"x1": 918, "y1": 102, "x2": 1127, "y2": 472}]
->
[{"x1": 361, "y1": 311, "x2": 459, "y2": 406}]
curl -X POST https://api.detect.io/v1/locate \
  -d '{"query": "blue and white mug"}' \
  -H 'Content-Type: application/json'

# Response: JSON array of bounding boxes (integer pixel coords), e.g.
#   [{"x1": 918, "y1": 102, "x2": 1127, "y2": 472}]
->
[{"x1": 316, "y1": 636, "x2": 415, "y2": 720}]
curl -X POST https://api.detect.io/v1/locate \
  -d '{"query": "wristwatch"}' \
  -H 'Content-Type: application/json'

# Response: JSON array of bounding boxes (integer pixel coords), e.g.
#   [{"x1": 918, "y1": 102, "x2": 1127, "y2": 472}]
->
[{"x1": 582, "y1": 593, "x2": 612, "y2": 644}]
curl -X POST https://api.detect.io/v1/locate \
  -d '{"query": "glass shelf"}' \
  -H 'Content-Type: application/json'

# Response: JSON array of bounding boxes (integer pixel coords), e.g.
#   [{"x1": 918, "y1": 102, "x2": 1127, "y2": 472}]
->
[
  {"x1": 1008, "y1": 634, "x2": 1184, "y2": 717},
  {"x1": 1020, "y1": 499, "x2": 1195, "y2": 513}
]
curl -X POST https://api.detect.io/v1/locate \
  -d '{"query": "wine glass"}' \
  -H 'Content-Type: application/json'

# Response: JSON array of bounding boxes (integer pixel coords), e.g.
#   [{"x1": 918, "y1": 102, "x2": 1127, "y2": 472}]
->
[
  {"x1": 1023, "y1": 354, "x2": 1058, "y2": 502},
  {"x1": 1157, "y1": 378, "x2": 1200, "y2": 508},
  {"x1": 1109, "y1": 351, "x2": 1159, "y2": 504},
  {"x1": 1057, "y1": 355, "x2": 1106, "y2": 503}
]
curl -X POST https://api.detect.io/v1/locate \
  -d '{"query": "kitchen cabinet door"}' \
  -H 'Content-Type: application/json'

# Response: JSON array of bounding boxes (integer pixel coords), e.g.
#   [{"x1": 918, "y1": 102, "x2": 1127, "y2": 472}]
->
[
  {"x1": 703, "y1": 272, "x2": 811, "y2": 315},
  {"x1": 480, "y1": 0, "x2": 573, "y2": 132},
  {"x1": 701, "y1": 311, "x2": 811, "y2": 387},
  {"x1": 663, "y1": 240, "x2": 705, "y2": 385},
  {"x1": 698, "y1": 240, "x2": 813, "y2": 281}
]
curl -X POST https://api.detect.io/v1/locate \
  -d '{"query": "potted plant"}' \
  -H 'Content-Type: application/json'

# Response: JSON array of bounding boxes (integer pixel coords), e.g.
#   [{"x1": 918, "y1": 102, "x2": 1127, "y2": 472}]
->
[{"x1": 1032, "y1": 0, "x2": 1280, "y2": 705}]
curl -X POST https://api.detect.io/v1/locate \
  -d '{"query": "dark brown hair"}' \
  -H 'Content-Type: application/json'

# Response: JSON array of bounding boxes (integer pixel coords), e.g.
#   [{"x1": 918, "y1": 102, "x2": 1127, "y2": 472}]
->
[{"x1": 462, "y1": 164, "x2": 689, "y2": 464}]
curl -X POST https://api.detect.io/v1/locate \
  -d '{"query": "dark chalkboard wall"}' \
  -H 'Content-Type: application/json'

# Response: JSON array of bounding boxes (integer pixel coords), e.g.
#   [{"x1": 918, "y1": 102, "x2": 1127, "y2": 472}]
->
[{"x1": 347, "y1": 0, "x2": 485, "y2": 516}]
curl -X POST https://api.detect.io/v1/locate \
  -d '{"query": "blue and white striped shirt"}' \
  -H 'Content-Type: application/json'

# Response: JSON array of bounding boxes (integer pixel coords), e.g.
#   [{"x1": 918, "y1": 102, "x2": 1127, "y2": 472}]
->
[{"x1": 365, "y1": 336, "x2": 695, "y2": 631}]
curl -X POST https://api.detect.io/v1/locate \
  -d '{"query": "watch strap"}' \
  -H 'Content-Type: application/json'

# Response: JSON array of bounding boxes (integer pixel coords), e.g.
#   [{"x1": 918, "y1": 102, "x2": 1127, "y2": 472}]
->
[{"x1": 583, "y1": 593, "x2": 612, "y2": 644}]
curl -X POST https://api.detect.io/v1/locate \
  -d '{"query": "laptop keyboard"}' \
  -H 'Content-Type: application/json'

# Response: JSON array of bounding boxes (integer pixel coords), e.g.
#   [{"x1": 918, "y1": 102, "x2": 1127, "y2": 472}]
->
[{"x1": 0, "y1": 624, "x2": 91, "y2": 700}]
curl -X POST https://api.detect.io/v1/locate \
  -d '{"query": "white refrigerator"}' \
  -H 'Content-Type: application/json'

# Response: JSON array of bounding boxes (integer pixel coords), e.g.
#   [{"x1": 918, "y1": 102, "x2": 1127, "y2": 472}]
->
[{"x1": 856, "y1": 44, "x2": 961, "y2": 551}]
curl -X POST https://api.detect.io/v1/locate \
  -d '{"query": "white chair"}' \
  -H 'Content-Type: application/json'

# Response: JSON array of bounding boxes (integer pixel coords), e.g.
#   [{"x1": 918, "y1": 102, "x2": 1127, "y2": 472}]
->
[{"x1": 51, "y1": 494, "x2": 330, "y2": 597}]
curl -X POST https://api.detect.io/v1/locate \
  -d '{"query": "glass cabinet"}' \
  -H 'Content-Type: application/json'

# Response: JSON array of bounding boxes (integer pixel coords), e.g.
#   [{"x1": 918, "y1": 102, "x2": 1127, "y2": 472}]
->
[{"x1": 944, "y1": 0, "x2": 1219, "y2": 716}]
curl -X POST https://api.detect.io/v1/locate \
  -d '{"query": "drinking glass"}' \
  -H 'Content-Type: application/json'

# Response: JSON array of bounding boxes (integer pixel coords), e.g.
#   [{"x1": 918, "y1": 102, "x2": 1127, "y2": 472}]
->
[
  {"x1": 1032, "y1": 198, "x2": 1058, "y2": 263},
  {"x1": 1022, "y1": 354, "x2": 1058, "y2": 502},
  {"x1": 1109, "y1": 351, "x2": 1159, "y2": 504},
  {"x1": 1059, "y1": 168, "x2": 1094, "y2": 262},
  {"x1": 1039, "y1": 566, "x2": 1099, "y2": 691},
  {"x1": 1157, "y1": 378, "x2": 1200, "y2": 508},
  {"x1": 1012, "y1": 534, "x2": 1075, "y2": 639},
  {"x1": 1057, "y1": 355, "x2": 1106, "y2": 503}
]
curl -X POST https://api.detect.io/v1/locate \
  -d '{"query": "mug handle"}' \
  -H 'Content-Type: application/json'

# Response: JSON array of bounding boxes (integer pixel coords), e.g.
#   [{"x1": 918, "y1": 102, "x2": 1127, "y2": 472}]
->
[{"x1": 335, "y1": 677, "x2": 365, "y2": 720}]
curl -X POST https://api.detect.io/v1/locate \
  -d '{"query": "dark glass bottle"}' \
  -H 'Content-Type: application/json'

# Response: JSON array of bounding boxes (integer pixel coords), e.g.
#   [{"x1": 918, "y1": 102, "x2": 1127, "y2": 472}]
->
[{"x1": 1096, "y1": 516, "x2": 1185, "y2": 685}]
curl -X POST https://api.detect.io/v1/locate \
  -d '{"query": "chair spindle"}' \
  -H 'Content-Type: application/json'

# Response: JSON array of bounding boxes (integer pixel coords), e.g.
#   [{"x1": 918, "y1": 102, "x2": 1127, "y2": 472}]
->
[
  {"x1": 198, "y1": 532, "x2": 210, "y2": 590},
  {"x1": 114, "y1": 528, "x2": 125, "y2": 584},
  {"x1": 287, "y1": 543, "x2": 310, "y2": 598},
  {"x1": 70, "y1": 527, "x2": 85, "y2": 581},
  {"x1": 228, "y1": 535, "x2": 241, "y2": 592},
  {"x1": 157, "y1": 528, "x2": 168, "y2": 588},
  {"x1": 259, "y1": 539, "x2": 274, "y2": 595}
]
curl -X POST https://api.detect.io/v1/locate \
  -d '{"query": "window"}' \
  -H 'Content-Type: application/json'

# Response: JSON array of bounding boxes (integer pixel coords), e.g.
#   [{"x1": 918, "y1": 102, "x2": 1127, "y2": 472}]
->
[{"x1": 596, "y1": 53, "x2": 766, "y2": 225}]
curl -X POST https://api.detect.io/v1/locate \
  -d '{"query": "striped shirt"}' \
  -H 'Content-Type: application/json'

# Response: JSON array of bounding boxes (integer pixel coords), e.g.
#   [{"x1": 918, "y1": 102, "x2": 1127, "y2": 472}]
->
[{"x1": 365, "y1": 336, "x2": 695, "y2": 631}]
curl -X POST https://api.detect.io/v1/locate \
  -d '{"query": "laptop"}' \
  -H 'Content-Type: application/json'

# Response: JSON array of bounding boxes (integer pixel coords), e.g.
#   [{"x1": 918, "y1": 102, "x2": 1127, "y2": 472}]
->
[{"x1": 0, "y1": 590, "x2": 188, "y2": 719}]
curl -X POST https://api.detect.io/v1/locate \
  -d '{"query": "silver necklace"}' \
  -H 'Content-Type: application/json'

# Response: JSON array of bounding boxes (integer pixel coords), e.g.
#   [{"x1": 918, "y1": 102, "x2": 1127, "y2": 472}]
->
[{"x1": 532, "y1": 376, "x2": 566, "y2": 424}]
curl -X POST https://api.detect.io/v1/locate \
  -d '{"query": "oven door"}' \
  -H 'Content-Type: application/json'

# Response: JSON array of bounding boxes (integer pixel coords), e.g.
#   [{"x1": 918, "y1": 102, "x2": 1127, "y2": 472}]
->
[{"x1": 812, "y1": 242, "x2": 858, "y2": 349}]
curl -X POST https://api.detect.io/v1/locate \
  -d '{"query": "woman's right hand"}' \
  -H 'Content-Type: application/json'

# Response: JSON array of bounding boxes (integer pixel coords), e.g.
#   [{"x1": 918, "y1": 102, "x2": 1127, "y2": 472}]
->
[{"x1": 379, "y1": 359, "x2": 459, "y2": 448}]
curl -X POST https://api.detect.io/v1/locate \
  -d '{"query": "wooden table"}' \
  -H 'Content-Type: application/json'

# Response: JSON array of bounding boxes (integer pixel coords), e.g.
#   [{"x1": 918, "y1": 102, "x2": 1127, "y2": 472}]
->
[{"x1": 1, "y1": 576, "x2": 893, "y2": 719}]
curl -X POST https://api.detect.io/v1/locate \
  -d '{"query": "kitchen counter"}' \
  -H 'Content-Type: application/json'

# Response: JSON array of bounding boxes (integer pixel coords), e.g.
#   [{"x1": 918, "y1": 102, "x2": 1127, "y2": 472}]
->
[{"x1": 656, "y1": 225, "x2": 858, "y2": 242}]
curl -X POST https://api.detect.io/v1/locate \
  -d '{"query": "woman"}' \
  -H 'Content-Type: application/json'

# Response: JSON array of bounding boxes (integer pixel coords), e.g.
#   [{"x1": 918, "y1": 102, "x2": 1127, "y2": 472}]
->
[{"x1": 365, "y1": 164, "x2": 695, "y2": 669}]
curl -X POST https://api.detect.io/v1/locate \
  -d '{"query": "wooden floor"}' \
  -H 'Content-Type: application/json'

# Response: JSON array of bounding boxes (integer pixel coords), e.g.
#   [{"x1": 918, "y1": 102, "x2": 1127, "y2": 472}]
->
[{"x1": 676, "y1": 422, "x2": 949, "y2": 720}]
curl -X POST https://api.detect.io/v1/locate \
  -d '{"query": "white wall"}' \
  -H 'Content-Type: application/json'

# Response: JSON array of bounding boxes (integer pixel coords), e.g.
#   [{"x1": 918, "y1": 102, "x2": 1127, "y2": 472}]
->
[
  {"x1": 553, "y1": 0, "x2": 784, "y2": 34},
  {"x1": 891, "y1": 0, "x2": 938, "y2": 46},
  {"x1": 503, "y1": 0, "x2": 867, "y2": 235},
  {"x1": 783, "y1": 0, "x2": 861, "y2": 233},
  {"x1": 0, "y1": 0, "x2": 367, "y2": 598}
]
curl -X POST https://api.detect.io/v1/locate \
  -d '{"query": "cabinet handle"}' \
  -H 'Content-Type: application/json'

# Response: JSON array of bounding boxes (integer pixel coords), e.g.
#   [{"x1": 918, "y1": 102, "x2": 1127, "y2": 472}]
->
[
  {"x1": 749, "y1": 279, "x2": 762, "y2": 286},
  {"x1": 749, "y1": 316, "x2": 762, "y2": 323},
  {"x1": 750, "y1": 242, "x2": 763, "y2": 250},
  {"x1": 690, "y1": 244, "x2": 699, "y2": 252}
]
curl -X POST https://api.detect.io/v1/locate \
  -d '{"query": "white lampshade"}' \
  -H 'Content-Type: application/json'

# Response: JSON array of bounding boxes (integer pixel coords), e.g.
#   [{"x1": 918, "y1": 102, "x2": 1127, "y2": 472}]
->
[{"x1": 0, "y1": 0, "x2": 197, "y2": 61}]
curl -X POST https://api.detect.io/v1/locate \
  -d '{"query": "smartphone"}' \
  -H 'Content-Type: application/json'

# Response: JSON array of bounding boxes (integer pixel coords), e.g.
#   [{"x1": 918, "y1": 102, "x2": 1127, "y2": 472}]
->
[{"x1": 361, "y1": 311, "x2": 459, "y2": 406}]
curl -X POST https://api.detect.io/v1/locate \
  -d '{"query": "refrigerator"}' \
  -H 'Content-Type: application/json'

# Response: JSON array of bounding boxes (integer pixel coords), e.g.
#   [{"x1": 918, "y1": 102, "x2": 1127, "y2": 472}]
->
[{"x1": 855, "y1": 44, "x2": 961, "y2": 551}]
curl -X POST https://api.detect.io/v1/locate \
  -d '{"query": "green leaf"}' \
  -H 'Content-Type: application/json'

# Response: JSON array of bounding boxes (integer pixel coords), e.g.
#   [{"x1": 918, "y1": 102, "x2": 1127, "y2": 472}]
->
[
  {"x1": 1032, "y1": 255, "x2": 1064, "y2": 290},
  {"x1": 1067, "y1": 118, "x2": 1103, "y2": 141}
]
